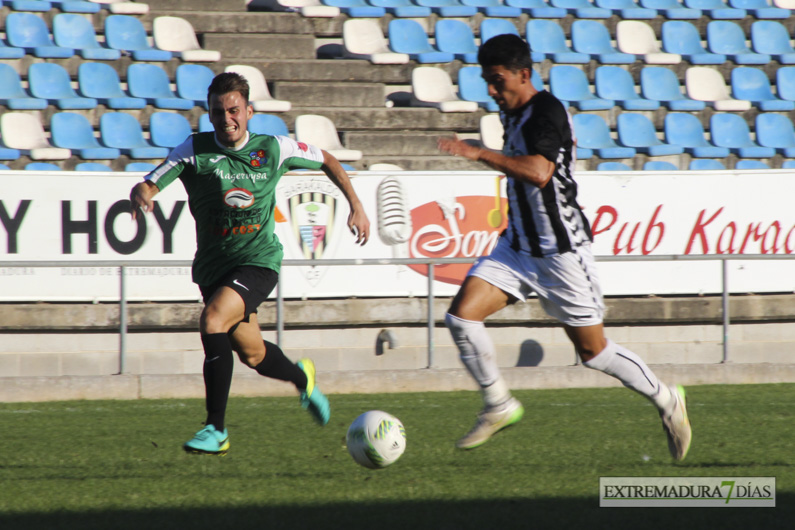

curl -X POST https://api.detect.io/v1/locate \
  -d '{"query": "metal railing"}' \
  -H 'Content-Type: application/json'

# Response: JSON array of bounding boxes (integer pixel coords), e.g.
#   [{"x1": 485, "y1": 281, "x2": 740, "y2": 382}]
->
[{"x1": 2, "y1": 254, "x2": 794, "y2": 372}]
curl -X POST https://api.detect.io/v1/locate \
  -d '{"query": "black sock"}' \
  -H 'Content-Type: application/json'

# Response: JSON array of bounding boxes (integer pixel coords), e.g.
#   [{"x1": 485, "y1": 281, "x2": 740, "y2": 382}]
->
[
  {"x1": 255, "y1": 340, "x2": 308, "y2": 390},
  {"x1": 201, "y1": 333, "x2": 234, "y2": 432}
]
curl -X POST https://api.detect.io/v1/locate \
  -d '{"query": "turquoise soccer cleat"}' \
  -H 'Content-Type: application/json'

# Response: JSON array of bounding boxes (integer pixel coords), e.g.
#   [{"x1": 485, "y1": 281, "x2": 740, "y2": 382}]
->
[
  {"x1": 297, "y1": 358, "x2": 330, "y2": 426},
  {"x1": 183, "y1": 425, "x2": 230, "y2": 455}
]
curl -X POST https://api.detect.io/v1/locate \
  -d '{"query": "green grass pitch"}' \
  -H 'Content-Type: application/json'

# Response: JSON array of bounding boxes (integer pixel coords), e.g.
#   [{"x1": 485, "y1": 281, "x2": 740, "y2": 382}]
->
[{"x1": 1, "y1": 384, "x2": 792, "y2": 530}]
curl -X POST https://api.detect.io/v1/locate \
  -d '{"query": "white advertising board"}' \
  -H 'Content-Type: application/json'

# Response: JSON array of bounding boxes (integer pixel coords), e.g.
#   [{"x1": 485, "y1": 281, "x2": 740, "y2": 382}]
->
[{"x1": 0, "y1": 170, "x2": 793, "y2": 301}]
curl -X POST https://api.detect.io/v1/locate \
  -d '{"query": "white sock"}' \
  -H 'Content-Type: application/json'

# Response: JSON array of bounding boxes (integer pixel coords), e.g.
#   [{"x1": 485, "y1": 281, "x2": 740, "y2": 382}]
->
[
  {"x1": 584, "y1": 339, "x2": 672, "y2": 412},
  {"x1": 445, "y1": 313, "x2": 511, "y2": 408}
]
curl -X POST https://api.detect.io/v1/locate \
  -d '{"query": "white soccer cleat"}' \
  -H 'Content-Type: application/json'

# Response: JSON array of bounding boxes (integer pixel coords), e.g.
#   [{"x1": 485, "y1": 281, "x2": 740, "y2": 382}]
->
[
  {"x1": 456, "y1": 397, "x2": 524, "y2": 450},
  {"x1": 661, "y1": 384, "x2": 692, "y2": 461}
]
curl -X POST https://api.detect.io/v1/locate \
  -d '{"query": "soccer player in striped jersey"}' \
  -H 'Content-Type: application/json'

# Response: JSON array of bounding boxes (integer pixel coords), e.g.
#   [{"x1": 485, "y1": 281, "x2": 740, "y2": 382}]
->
[
  {"x1": 437, "y1": 35, "x2": 691, "y2": 460},
  {"x1": 129, "y1": 72, "x2": 370, "y2": 455}
]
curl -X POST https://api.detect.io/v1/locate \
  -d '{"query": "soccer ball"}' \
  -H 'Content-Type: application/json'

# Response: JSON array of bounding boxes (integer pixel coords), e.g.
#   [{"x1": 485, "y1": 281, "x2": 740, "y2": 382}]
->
[{"x1": 346, "y1": 410, "x2": 406, "y2": 469}]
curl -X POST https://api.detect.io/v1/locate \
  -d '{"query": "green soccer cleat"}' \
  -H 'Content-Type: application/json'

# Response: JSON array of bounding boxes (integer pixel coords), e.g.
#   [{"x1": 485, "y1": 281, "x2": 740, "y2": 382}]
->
[
  {"x1": 456, "y1": 397, "x2": 524, "y2": 450},
  {"x1": 183, "y1": 425, "x2": 230, "y2": 455},
  {"x1": 661, "y1": 384, "x2": 692, "y2": 461},
  {"x1": 297, "y1": 358, "x2": 330, "y2": 426}
]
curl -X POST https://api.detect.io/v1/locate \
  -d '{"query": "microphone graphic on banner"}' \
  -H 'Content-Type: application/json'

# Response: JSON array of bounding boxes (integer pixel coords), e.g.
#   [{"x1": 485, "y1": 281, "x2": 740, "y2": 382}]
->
[{"x1": 376, "y1": 177, "x2": 412, "y2": 260}]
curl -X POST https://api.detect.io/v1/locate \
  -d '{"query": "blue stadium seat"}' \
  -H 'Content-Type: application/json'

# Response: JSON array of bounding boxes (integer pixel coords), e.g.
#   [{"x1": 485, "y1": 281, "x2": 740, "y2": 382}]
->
[
  {"x1": 479, "y1": 19, "x2": 520, "y2": 44},
  {"x1": 728, "y1": 0, "x2": 789, "y2": 17},
  {"x1": 104, "y1": 15, "x2": 173, "y2": 62},
  {"x1": 750, "y1": 21, "x2": 795, "y2": 64},
  {"x1": 6, "y1": 13, "x2": 74, "y2": 58},
  {"x1": 77, "y1": 63, "x2": 146, "y2": 109},
  {"x1": 571, "y1": 20, "x2": 635, "y2": 64},
  {"x1": 460, "y1": 0, "x2": 522, "y2": 16},
  {"x1": 7, "y1": 1, "x2": 51, "y2": 12},
  {"x1": 198, "y1": 113, "x2": 213, "y2": 133},
  {"x1": 0, "y1": 164, "x2": 11, "y2": 170},
  {"x1": 53, "y1": 14, "x2": 120, "y2": 60},
  {"x1": 776, "y1": 67, "x2": 795, "y2": 103},
  {"x1": 28, "y1": 63, "x2": 98, "y2": 109},
  {"x1": 617, "y1": 113, "x2": 684, "y2": 155},
  {"x1": 572, "y1": 114, "x2": 636, "y2": 158},
  {"x1": 640, "y1": 67, "x2": 705, "y2": 111},
  {"x1": 505, "y1": 0, "x2": 567, "y2": 17},
  {"x1": 710, "y1": 113, "x2": 776, "y2": 158},
  {"x1": 730, "y1": 67, "x2": 794, "y2": 111},
  {"x1": 75, "y1": 163, "x2": 113, "y2": 172},
  {"x1": 52, "y1": 1, "x2": 101, "y2": 12},
  {"x1": 755, "y1": 113, "x2": 795, "y2": 157},
  {"x1": 595, "y1": 0, "x2": 658, "y2": 18},
  {"x1": 125, "y1": 162, "x2": 157, "y2": 172},
  {"x1": 415, "y1": 0, "x2": 478, "y2": 16},
  {"x1": 526, "y1": 20, "x2": 589, "y2": 64},
  {"x1": 782, "y1": 160, "x2": 795, "y2": 169},
  {"x1": 388, "y1": 20, "x2": 455, "y2": 64},
  {"x1": 549, "y1": 65, "x2": 614, "y2": 110},
  {"x1": 735, "y1": 160, "x2": 769, "y2": 169},
  {"x1": 0, "y1": 143, "x2": 21, "y2": 161},
  {"x1": 0, "y1": 64, "x2": 47, "y2": 110},
  {"x1": 99, "y1": 113, "x2": 170, "y2": 159},
  {"x1": 0, "y1": 37, "x2": 24, "y2": 59},
  {"x1": 321, "y1": 0, "x2": 386, "y2": 16},
  {"x1": 175, "y1": 64, "x2": 215, "y2": 110},
  {"x1": 149, "y1": 112, "x2": 194, "y2": 148},
  {"x1": 595, "y1": 66, "x2": 659, "y2": 110},
  {"x1": 661, "y1": 21, "x2": 726, "y2": 64},
  {"x1": 643, "y1": 161, "x2": 679, "y2": 170},
  {"x1": 458, "y1": 66, "x2": 499, "y2": 112},
  {"x1": 683, "y1": 0, "x2": 746, "y2": 18},
  {"x1": 597, "y1": 162, "x2": 632, "y2": 170},
  {"x1": 51, "y1": 112, "x2": 121, "y2": 159},
  {"x1": 664, "y1": 112, "x2": 730, "y2": 157},
  {"x1": 367, "y1": 0, "x2": 432, "y2": 16},
  {"x1": 706, "y1": 21, "x2": 770, "y2": 65},
  {"x1": 689, "y1": 159, "x2": 726, "y2": 170},
  {"x1": 638, "y1": 0, "x2": 701, "y2": 18},
  {"x1": 248, "y1": 114, "x2": 290, "y2": 137},
  {"x1": 127, "y1": 64, "x2": 194, "y2": 110},
  {"x1": 435, "y1": 20, "x2": 479, "y2": 63},
  {"x1": 550, "y1": 0, "x2": 611, "y2": 18},
  {"x1": 25, "y1": 162, "x2": 61, "y2": 171}
]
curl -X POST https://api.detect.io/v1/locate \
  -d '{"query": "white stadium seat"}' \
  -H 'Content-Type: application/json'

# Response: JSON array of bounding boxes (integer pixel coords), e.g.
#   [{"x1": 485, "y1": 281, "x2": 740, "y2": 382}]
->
[
  {"x1": 88, "y1": 0, "x2": 149, "y2": 14},
  {"x1": 343, "y1": 19, "x2": 409, "y2": 64},
  {"x1": 479, "y1": 114, "x2": 504, "y2": 151},
  {"x1": 616, "y1": 21, "x2": 681, "y2": 64},
  {"x1": 247, "y1": 0, "x2": 340, "y2": 17},
  {"x1": 152, "y1": 16, "x2": 221, "y2": 62},
  {"x1": 224, "y1": 64, "x2": 292, "y2": 112},
  {"x1": 0, "y1": 112, "x2": 71, "y2": 160},
  {"x1": 411, "y1": 66, "x2": 479, "y2": 113},
  {"x1": 685, "y1": 67, "x2": 752, "y2": 111},
  {"x1": 294, "y1": 114, "x2": 363, "y2": 161}
]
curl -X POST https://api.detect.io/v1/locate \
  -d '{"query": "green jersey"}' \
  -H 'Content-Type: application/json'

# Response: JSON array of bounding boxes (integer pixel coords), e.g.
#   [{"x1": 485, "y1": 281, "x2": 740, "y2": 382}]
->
[{"x1": 146, "y1": 131, "x2": 324, "y2": 286}]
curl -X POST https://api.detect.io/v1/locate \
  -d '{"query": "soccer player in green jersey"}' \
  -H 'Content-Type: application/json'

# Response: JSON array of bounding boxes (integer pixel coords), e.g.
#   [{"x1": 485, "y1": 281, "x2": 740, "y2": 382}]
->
[{"x1": 129, "y1": 72, "x2": 370, "y2": 455}]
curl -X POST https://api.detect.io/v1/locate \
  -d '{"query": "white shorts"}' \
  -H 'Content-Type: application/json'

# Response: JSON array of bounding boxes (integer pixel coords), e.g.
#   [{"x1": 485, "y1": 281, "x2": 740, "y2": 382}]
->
[{"x1": 468, "y1": 238, "x2": 605, "y2": 327}]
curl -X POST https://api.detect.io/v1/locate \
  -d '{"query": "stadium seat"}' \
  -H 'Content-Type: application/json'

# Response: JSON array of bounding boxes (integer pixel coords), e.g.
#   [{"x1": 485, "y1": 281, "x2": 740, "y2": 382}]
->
[
  {"x1": 0, "y1": 64, "x2": 47, "y2": 110},
  {"x1": 52, "y1": 1, "x2": 100, "y2": 12},
  {"x1": 683, "y1": 0, "x2": 746, "y2": 17},
  {"x1": 75, "y1": 162, "x2": 113, "y2": 171},
  {"x1": 152, "y1": 16, "x2": 221, "y2": 62},
  {"x1": 750, "y1": 21, "x2": 795, "y2": 64},
  {"x1": 479, "y1": 114, "x2": 504, "y2": 151},
  {"x1": 248, "y1": 114, "x2": 290, "y2": 137},
  {"x1": 127, "y1": 64, "x2": 195, "y2": 110},
  {"x1": 7, "y1": 1, "x2": 51, "y2": 12},
  {"x1": 526, "y1": 20, "x2": 590, "y2": 64},
  {"x1": 0, "y1": 112, "x2": 71, "y2": 160},
  {"x1": 689, "y1": 159, "x2": 726, "y2": 170},
  {"x1": 730, "y1": 67, "x2": 794, "y2": 112},
  {"x1": 51, "y1": 112, "x2": 121, "y2": 159},
  {"x1": 479, "y1": 19, "x2": 520, "y2": 44},
  {"x1": 250, "y1": 0, "x2": 340, "y2": 16},
  {"x1": 149, "y1": 112, "x2": 194, "y2": 148},
  {"x1": 224, "y1": 65, "x2": 292, "y2": 112},
  {"x1": 0, "y1": 164, "x2": 10, "y2": 170},
  {"x1": 571, "y1": 20, "x2": 635, "y2": 64},
  {"x1": 25, "y1": 162, "x2": 62, "y2": 171},
  {"x1": 341, "y1": 19, "x2": 409, "y2": 64},
  {"x1": 571, "y1": 114, "x2": 636, "y2": 158},
  {"x1": 709, "y1": 113, "x2": 776, "y2": 158},
  {"x1": 735, "y1": 160, "x2": 769, "y2": 169},
  {"x1": 639, "y1": 0, "x2": 701, "y2": 18},
  {"x1": 414, "y1": 0, "x2": 478, "y2": 17},
  {"x1": 367, "y1": 0, "x2": 431, "y2": 16},
  {"x1": 125, "y1": 162, "x2": 157, "y2": 172},
  {"x1": 320, "y1": 0, "x2": 386, "y2": 16},
  {"x1": 388, "y1": 20, "x2": 455, "y2": 64},
  {"x1": 460, "y1": 0, "x2": 522, "y2": 16},
  {"x1": 87, "y1": 0, "x2": 150, "y2": 14},
  {"x1": 199, "y1": 113, "x2": 213, "y2": 133},
  {"x1": 661, "y1": 21, "x2": 726, "y2": 64},
  {"x1": 595, "y1": 66, "x2": 660, "y2": 110},
  {"x1": 640, "y1": 67, "x2": 705, "y2": 111},
  {"x1": 597, "y1": 162, "x2": 632, "y2": 170},
  {"x1": 294, "y1": 114, "x2": 362, "y2": 161},
  {"x1": 5, "y1": 13, "x2": 74, "y2": 58},
  {"x1": 0, "y1": 37, "x2": 24, "y2": 60},
  {"x1": 728, "y1": 0, "x2": 789, "y2": 17},
  {"x1": 77, "y1": 63, "x2": 145, "y2": 110},
  {"x1": 549, "y1": 65, "x2": 614, "y2": 110},
  {"x1": 505, "y1": 0, "x2": 567, "y2": 17},
  {"x1": 0, "y1": 137, "x2": 21, "y2": 160},
  {"x1": 664, "y1": 112, "x2": 730, "y2": 158},
  {"x1": 368, "y1": 163, "x2": 404, "y2": 170},
  {"x1": 616, "y1": 21, "x2": 681, "y2": 64},
  {"x1": 435, "y1": 20, "x2": 479, "y2": 64},
  {"x1": 549, "y1": 0, "x2": 611, "y2": 18},
  {"x1": 99, "y1": 112, "x2": 170, "y2": 159},
  {"x1": 411, "y1": 66, "x2": 479, "y2": 112},
  {"x1": 175, "y1": 64, "x2": 215, "y2": 110},
  {"x1": 776, "y1": 67, "x2": 795, "y2": 103},
  {"x1": 595, "y1": 0, "x2": 658, "y2": 18},
  {"x1": 53, "y1": 14, "x2": 121, "y2": 61},
  {"x1": 617, "y1": 113, "x2": 684, "y2": 155},
  {"x1": 706, "y1": 21, "x2": 770, "y2": 65},
  {"x1": 782, "y1": 160, "x2": 795, "y2": 169},
  {"x1": 685, "y1": 67, "x2": 751, "y2": 111},
  {"x1": 755, "y1": 113, "x2": 795, "y2": 157},
  {"x1": 28, "y1": 63, "x2": 98, "y2": 110},
  {"x1": 643, "y1": 160, "x2": 679, "y2": 170},
  {"x1": 104, "y1": 15, "x2": 173, "y2": 61},
  {"x1": 458, "y1": 66, "x2": 499, "y2": 112}
]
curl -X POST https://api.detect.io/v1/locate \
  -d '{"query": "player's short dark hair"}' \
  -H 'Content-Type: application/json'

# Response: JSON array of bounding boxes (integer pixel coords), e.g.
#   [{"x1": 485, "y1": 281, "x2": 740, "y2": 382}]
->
[
  {"x1": 478, "y1": 34, "x2": 533, "y2": 72},
  {"x1": 207, "y1": 72, "x2": 250, "y2": 106}
]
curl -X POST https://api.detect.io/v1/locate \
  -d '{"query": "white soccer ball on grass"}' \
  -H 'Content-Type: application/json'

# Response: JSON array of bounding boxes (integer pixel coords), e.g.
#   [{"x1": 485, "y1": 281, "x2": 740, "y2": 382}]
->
[{"x1": 346, "y1": 410, "x2": 406, "y2": 469}]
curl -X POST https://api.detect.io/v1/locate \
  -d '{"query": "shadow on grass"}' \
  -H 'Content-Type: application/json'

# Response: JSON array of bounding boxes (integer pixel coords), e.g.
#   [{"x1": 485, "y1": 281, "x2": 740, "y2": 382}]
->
[{"x1": 1, "y1": 494, "x2": 792, "y2": 530}]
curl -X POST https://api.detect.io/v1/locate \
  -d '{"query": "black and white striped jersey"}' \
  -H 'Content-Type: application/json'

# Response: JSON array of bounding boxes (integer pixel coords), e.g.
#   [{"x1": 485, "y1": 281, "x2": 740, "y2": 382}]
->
[{"x1": 500, "y1": 90, "x2": 593, "y2": 257}]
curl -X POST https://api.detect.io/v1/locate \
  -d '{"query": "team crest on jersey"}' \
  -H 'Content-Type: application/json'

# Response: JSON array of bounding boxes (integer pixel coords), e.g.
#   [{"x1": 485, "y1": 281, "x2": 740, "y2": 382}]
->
[
  {"x1": 249, "y1": 149, "x2": 268, "y2": 167},
  {"x1": 297, "y1": 142, "x2": 309, "y2": 152},
  {"x1": 224, "y1": 187, "x2": 254, "y2": 208}
]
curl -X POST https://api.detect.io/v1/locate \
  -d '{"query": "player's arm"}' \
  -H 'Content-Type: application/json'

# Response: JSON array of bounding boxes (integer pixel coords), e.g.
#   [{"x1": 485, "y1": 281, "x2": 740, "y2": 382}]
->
[
  {"x1": 320, "y1": 150, "x2": 370, "y2": 246},
  {"x1": 437, "y1": 136, "x2": 554, "y2": 188},
  {"x1": 129, "y1": 180, "x2": 159, "y2": 220},
  {"x1": 128, "y1": 138, "x2": 196, "y2": 220}
]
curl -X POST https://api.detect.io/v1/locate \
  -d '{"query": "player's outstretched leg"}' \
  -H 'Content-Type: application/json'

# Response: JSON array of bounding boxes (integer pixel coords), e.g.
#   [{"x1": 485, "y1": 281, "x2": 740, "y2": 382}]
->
[
  {"x1": 660, "y1": 384, "x2": 691, "y2": 461},
  {"x1": 183, "y1": 424, "x2": 230, "y2": 455},
  {"x1": 456, "y1": 396, "x2": 524, "y2": 450},
  {"x1": 297, "y1": 358, "x2": 330, "y2": 426}
]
